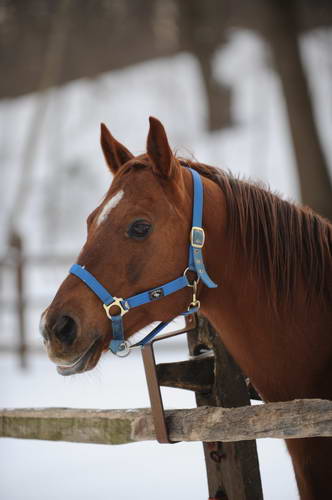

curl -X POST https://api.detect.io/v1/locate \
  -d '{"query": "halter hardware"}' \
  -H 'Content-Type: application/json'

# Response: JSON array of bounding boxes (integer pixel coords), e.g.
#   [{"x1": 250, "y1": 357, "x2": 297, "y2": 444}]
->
[
  {"x1": 188, "y1": 279, "x2": 200, "y2": 310},
  {"x1": 114, "y1": 340, "x2": 131, "y2": 357},
  {"x1": 190, "y1": 226, "x2": 205, "y2": 249},
  {"x1": 69, "y1": 167, "x2": 218, "y2": 356},
  {"x1": 103, "y1": 298, "x2": 129, "y2": 318}
]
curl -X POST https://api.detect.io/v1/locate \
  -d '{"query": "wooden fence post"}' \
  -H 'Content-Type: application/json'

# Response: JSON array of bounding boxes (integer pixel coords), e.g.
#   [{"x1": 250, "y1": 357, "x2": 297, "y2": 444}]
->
[
  {"x1": 9, "y1": 231, "x2": 27, "y2": 369},
  {"x1": 187, "y1": 315, "x2": 263, "y2": 500}
]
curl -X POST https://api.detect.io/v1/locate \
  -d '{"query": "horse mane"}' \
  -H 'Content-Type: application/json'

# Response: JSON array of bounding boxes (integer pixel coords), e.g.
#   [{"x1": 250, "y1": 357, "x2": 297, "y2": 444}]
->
[{"x1": 187, "y1": 161, "x2": 332, "y2": 309}]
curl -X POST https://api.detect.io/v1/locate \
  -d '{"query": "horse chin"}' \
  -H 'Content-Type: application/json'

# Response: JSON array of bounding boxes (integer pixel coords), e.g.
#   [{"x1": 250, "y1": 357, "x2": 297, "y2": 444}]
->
[{"x1": 56, "y1": 337, "x2": 103, "y2": 376}]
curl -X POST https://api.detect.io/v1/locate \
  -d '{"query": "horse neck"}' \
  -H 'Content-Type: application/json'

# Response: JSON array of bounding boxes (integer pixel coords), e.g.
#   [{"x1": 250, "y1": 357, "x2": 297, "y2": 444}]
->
[
  {"x1": 199, "y1": 175, "x2": 265, "y2": 329},
  {"x1": 200, "y1": 188, "x2": 270, "y2": 372},
  {"x1": 199, "y1": 178, "x2": 332, "y2": 402}
]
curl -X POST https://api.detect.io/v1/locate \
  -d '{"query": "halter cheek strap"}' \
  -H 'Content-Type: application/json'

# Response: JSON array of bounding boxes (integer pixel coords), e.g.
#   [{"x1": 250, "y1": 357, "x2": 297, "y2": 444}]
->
[
  {"x1": 187, "y1": 169, "x2": 217, "y2": 288},
  {"x1": 69, "y1": 167, "x2": 217, "y2": 356}
]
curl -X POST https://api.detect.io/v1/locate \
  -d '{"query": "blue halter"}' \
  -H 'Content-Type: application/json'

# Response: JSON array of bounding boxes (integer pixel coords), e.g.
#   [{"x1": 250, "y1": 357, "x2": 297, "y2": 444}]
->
[{"x1": 69, "y1": 168, "x2": 217, "y2": 356}]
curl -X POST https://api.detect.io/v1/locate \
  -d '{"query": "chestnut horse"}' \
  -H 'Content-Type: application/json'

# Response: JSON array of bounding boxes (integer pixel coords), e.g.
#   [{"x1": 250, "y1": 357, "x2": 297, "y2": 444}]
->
[{"x1": 41, "y1": 117, "x2": 332, "y2": 500}]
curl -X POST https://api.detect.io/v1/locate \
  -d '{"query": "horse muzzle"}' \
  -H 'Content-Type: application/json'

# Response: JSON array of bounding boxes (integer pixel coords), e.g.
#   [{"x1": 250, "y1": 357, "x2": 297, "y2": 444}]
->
[
  {"x1": 40, "y1": 308, "x2": 104, "y2": 375},
  {"x1": 55, "y1": 336, "x2": 102, "y2": 376}
]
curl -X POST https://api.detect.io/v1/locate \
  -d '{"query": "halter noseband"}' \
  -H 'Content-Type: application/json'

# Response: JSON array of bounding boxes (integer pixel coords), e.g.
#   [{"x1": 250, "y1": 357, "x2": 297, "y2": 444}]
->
[{"x1": 69, "y1": 168, "x2": 217, "y2": 357}]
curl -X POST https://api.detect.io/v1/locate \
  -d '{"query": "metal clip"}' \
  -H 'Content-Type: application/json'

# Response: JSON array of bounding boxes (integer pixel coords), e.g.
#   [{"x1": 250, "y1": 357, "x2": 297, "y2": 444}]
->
[{"x1": 188, "y1": 280, "x2": 200, "y2": 310}]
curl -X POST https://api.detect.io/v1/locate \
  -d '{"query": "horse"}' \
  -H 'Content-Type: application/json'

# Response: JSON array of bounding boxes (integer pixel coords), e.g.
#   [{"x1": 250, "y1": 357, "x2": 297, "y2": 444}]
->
[{"x1": 41, "y1": 117, "x2": 332, "y2": 500}]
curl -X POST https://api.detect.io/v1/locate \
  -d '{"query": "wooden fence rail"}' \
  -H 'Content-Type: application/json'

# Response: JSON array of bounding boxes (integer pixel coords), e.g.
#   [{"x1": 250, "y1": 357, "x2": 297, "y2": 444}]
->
[{"x1": 1, "y1": 399, "x2": 332, "y2": 445}]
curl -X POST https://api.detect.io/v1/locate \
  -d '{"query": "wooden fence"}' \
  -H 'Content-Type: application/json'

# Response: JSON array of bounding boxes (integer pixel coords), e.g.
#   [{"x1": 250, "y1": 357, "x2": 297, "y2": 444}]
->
[
  {"x1": 1, "y1": 399, "x2": 332, "y2": 445},
  {"x1": 0, "y1": 242, "x2": 76, "y2": 367}
]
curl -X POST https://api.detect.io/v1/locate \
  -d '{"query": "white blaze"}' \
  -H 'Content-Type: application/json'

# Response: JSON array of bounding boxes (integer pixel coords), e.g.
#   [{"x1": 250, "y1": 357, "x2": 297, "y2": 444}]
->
[{"x1": 96, "y1": 190, "x2": 124, "y2": 226}]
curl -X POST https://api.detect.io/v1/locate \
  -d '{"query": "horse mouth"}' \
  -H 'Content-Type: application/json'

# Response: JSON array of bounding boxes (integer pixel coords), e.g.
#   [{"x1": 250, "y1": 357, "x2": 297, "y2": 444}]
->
[{"x1": 56, "y1": 337, "x2": 102, "y2": 376}]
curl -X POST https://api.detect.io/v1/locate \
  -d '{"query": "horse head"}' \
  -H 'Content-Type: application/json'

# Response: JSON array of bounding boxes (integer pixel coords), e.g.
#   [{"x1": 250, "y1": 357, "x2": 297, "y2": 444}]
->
[{"x1": 40, "y1": 117, "x2": 219, "y2": 375}]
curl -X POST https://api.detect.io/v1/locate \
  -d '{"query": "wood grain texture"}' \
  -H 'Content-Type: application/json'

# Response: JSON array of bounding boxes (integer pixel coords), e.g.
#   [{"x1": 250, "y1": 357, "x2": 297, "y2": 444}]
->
[
  {"x1": 156, "y1": 354, "x2": 214, "y2": 392},
  {"x1": 1, "y1": 399, "x2": 331, "y2": 445}
]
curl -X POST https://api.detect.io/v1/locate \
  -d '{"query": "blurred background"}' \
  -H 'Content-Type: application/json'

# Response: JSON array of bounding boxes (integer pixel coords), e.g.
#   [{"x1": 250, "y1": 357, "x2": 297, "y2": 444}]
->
[{"x1": 0, "y1": 1, "x2": 331, "y2": 499}]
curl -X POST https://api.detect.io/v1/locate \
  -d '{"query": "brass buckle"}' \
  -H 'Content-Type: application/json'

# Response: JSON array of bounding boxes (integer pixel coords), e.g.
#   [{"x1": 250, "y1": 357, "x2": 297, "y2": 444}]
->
[
  {"x1": 103, "y1": 297, "x2": 129, "y2": 318},
  {"x1": 190, "y1": 226, "x2": 205, "y2": 249}
]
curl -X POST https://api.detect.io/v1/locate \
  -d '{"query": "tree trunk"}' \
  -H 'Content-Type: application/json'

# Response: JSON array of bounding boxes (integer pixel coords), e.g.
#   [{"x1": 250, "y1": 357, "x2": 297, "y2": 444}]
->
[{"x1": 262, "y1": 0, "x2": 332, "y2": 220}]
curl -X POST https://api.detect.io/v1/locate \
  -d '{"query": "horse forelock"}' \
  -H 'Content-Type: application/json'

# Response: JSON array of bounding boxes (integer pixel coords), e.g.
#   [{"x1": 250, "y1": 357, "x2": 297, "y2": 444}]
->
[{"x1": 187, "y1": 160, "x2": 332, "y2": 310}]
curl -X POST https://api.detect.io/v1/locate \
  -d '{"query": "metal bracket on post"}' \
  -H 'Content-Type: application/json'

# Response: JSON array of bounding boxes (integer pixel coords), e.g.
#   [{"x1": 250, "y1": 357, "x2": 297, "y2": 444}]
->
[{"x1": 141, "y1": 315, "x2": 197, "y2": 444}]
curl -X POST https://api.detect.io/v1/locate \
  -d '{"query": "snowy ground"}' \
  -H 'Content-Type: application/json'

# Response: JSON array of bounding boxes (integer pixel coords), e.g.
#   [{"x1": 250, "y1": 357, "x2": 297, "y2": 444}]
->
[
  {"x1": 0, "y1": 349, "x2": 298, "y2": 500},
  {"x1": 1, "y1": 28, "x2": 331, "y2": 499}
]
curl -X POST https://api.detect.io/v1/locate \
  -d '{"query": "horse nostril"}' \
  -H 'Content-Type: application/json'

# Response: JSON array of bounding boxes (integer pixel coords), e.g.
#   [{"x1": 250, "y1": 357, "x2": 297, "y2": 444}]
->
[{"x1": 53, "y1": 315, "x2": 77, "y2": 345}]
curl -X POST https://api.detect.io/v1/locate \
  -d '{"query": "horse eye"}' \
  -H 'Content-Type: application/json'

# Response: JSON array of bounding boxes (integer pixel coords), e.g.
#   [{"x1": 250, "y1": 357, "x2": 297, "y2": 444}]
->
[{"x1": 128, "y1": 220, "x2": 152, "y2": 239}]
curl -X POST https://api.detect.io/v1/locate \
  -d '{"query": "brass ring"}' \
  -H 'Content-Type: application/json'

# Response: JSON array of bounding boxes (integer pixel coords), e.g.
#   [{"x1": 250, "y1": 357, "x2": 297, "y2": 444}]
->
[{"x1": 183, "y1": 267, "x2": 200, "y2": 287}]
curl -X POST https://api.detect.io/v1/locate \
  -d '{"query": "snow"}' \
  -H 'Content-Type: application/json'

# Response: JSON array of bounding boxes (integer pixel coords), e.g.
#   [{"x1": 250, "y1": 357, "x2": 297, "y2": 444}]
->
[
  {"x1": 1, "y1": 28, "x2": 331, "y2": 499},
  {"x1": 0, "y1": 351, "x2": 298, "y2": 500}
]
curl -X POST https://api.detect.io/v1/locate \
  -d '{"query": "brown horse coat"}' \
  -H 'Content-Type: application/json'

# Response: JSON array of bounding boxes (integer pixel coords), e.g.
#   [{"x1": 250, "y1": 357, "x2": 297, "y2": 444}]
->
[{"x1": 42, "y1": 117, "x2": 332, "y2": 500}]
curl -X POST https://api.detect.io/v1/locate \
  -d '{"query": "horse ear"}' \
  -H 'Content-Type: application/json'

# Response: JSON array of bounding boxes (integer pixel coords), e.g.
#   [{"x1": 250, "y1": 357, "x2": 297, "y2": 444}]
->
[
  {"x1": 100, "y1": 123, "x2": 133, "y2": 174},
  {"x1": 147, "y1": 117, "x2": 178, "y2": 179}
]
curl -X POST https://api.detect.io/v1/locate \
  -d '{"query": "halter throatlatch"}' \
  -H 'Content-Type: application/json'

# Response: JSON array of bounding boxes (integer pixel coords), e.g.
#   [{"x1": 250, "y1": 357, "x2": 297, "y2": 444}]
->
[{"x1": 69, "y1": 167, "x2": 217, "y2": 356}]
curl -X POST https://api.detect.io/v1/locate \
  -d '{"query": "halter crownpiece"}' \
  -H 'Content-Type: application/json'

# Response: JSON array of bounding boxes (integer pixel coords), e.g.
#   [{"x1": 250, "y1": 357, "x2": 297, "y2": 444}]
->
[{"x1": 69, "y1": 167, "x2": 217, "y2": 357}]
